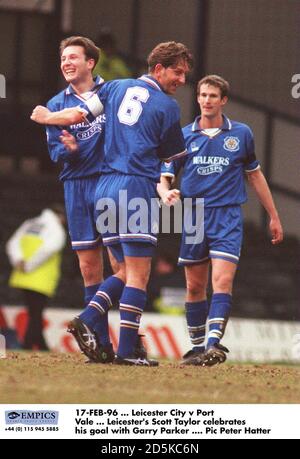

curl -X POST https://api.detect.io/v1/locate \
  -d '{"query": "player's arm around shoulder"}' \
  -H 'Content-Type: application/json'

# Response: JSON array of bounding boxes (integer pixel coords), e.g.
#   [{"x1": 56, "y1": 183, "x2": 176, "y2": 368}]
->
[
  {"x1": 246, "y1": 168, "x2": 283, "y2": 245},
  {"x1": 78, "y1": 80, "x2": 111, "y2": 123},
  {"x1": 31, "y1": 104, "x2": 85, "y2": 125}
]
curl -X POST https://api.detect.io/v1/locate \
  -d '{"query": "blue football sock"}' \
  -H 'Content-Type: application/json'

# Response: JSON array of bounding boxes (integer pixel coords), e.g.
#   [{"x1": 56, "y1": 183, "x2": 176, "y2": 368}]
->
[
  {"x1": 80, "y1": 276, "x2": 125, "y2": 345},
  {"x1": 117, "y1": 287, "x2": 146, "y2": 358},
  {"x1": 207, "y1": 293, "x2": 232, "y2": 348},
  {"x1": 84, "y1": 283, "x2": 108, "y2": 345},
  {"x1": 185, "y1": 300, "x2": 208, "y2": 351}
]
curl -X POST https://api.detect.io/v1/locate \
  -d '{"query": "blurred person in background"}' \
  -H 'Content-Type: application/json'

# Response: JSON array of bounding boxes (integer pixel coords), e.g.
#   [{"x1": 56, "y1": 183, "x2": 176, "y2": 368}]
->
[
  {"x1": 6, "y1": 205, "x2": 66, "y2": 350},
  {"x1": 159, "y1": 74, "x2": 283, "y2": 367},
  {"x1": 93, "y1": 27, "x2": 132, "y2": 81}
]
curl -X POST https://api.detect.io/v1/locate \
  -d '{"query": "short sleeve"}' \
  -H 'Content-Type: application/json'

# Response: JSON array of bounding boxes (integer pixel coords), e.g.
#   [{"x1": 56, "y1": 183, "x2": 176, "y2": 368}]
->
[
  {"x1": 244, "y1": 127, "x2": 260, "y2": 172},
  {"x1": 78, "y1": 83, "x2": 109, "y2": 122}
]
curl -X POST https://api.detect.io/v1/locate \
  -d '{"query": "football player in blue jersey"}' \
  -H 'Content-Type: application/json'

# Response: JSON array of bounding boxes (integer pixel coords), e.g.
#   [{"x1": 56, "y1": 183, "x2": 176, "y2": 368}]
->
[
  {"x1": 158, "y1": 74, "x2": 283, "y2": 366},
  {"x1": 45, "y1": 36, "x2": 125, "y2": 363},
  {"x1": 31, "y1": 41, "x2": 193, "y2": 366}
]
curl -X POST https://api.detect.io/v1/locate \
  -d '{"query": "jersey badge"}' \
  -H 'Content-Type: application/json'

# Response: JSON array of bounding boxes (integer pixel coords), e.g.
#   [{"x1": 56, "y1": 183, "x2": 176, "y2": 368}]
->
[{"x1": 223, "y1": 136, "x2": 240, "y2": 152}]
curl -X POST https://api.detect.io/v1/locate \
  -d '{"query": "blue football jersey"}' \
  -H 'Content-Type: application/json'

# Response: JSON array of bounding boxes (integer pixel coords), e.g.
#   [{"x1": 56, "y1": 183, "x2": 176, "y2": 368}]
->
[
  {"x1": 81, "y1": 75, "x2": 186, "y2": 182},
  {"x1": 161, "y1": 115, "x2": 260, "y2": 206},
  {"x1": 46, "y1": 76, "x2": 106, "y2": 181}
]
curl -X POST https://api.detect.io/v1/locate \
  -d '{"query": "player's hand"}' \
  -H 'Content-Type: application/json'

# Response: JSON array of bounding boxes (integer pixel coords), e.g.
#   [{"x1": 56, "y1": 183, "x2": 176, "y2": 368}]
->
[
  {"x1": 60, "y1": 130, "x2": 78, "y2": 153},
  {"x1": 269, "y1": 216, "x2": 283, "y2": 245},
  {"x1": 161, "y1": 189, "x2": 181, "y2": 206},
  {"x1": 30, "y1": 105, "x2": 51, "y2": 124}
]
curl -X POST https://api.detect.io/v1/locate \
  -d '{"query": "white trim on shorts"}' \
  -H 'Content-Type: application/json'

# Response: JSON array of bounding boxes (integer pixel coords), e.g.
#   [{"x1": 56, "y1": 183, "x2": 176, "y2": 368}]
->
[
  {"x1": 71, "y1": 236, "x2": 101, "y2": 248},
  {"x1": 178, "y1": 256, "x2": 209, "y2": 264},
  {"x1": 210, "y1": 250, "x2": 239, "y2": 262}
]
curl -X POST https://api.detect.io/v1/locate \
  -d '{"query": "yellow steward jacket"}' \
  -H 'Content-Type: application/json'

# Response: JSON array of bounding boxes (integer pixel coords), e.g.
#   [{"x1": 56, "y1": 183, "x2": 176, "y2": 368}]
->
[{"x1": 6, "y1": 209, "x2": 66, "y2": 297}]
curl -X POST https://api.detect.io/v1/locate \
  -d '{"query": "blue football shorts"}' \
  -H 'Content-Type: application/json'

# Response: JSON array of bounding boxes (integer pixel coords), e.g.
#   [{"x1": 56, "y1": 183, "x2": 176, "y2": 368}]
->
[
  {"x1": 64, "y1": 175, "x2": 101, "y2": 251},
  {"x1": 108, "y1": 242, "x2": 155, "y2": 263},
  {"x1": 178, "y1": 205, "x2": 243, "y2": 266},
  {"x1": 94, "y1": 173, "x2": 159, "y2": 258}
]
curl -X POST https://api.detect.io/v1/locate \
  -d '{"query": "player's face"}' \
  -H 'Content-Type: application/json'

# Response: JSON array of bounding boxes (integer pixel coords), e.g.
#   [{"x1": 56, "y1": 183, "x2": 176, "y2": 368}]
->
[
  {"x1": 197, "y1": 84, "x2": 228, "y2": 118},
  {"x1": 156, "y1": 60, "x2": 190, "y2": 95},
  {"x1": 61, "y1": 46, "x2": 94, "y2": 85}
]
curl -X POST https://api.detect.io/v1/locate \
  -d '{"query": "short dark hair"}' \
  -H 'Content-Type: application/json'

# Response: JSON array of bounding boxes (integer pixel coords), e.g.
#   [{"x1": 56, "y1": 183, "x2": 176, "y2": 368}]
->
[
  {"x1": 59, "y1": 36, "x2": 100, "y2": 69},
  {"x1": 197, "y1": 75, "x2": 230, "y2": 99},
  {"x1": 147, "y1": 41, "x2": 193, "y2": 72}
]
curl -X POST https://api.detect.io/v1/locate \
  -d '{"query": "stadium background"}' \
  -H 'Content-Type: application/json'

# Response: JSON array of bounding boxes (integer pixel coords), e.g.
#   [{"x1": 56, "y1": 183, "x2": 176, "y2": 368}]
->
[{"x1": 0, "y1": 0, "x2": 299, "y2": 326}]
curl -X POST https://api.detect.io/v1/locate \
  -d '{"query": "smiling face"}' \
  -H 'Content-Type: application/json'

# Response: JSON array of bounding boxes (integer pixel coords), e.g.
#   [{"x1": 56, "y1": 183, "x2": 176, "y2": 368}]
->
[
  {"x1": 154, "y1": 60, "x2": 190, "y2": 95},
  {"x1": 60, "y1": 45, "x2": 95, "y2": 85},
  {"x1": 197, "y1": 83, "x2": 228, "y2": 119}
]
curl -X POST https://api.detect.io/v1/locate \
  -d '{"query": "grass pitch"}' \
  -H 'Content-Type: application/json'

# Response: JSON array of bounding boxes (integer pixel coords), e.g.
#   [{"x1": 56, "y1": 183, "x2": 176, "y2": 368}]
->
[{"x1": 0, "y1": 352, "x2": 299, "y2": 404}]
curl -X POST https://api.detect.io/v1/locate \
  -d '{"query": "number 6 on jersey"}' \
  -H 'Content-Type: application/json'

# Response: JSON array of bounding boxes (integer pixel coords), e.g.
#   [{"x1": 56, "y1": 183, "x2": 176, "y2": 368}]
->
[{"x1": 117, "y1": 87, "x2": 150, "y2": 126}]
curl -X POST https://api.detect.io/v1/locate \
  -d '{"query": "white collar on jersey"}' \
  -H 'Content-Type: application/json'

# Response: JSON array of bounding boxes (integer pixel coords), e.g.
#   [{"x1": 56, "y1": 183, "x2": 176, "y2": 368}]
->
[
  {"x1": 202, "y1": 127, "x2": 221, "y2": 137},
  {"x1": 192, "y1": 114, "x2": 232, "y2": 132},
  {"x1": 65, "y1": 75, "x2": 104, "y2": 96},
  {"x1": 139, "y1": 75, "x2": 162, "y2": 91}
]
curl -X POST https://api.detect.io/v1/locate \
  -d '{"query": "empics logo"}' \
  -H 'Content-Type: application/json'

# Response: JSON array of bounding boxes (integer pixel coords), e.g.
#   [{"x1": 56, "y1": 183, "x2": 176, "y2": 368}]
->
[
  {"x1": 0, "y1": 74, "x2": 6, "y2": 98},
  {"x1": 291, "y1": 74, "x2": 300, "y2": 99},
  {"x1": 5, "y1": 410, "x2": 59, "y2": 425},
  {"x1": 7, "y1": 412, "x2": 20, "y2": 420}
]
